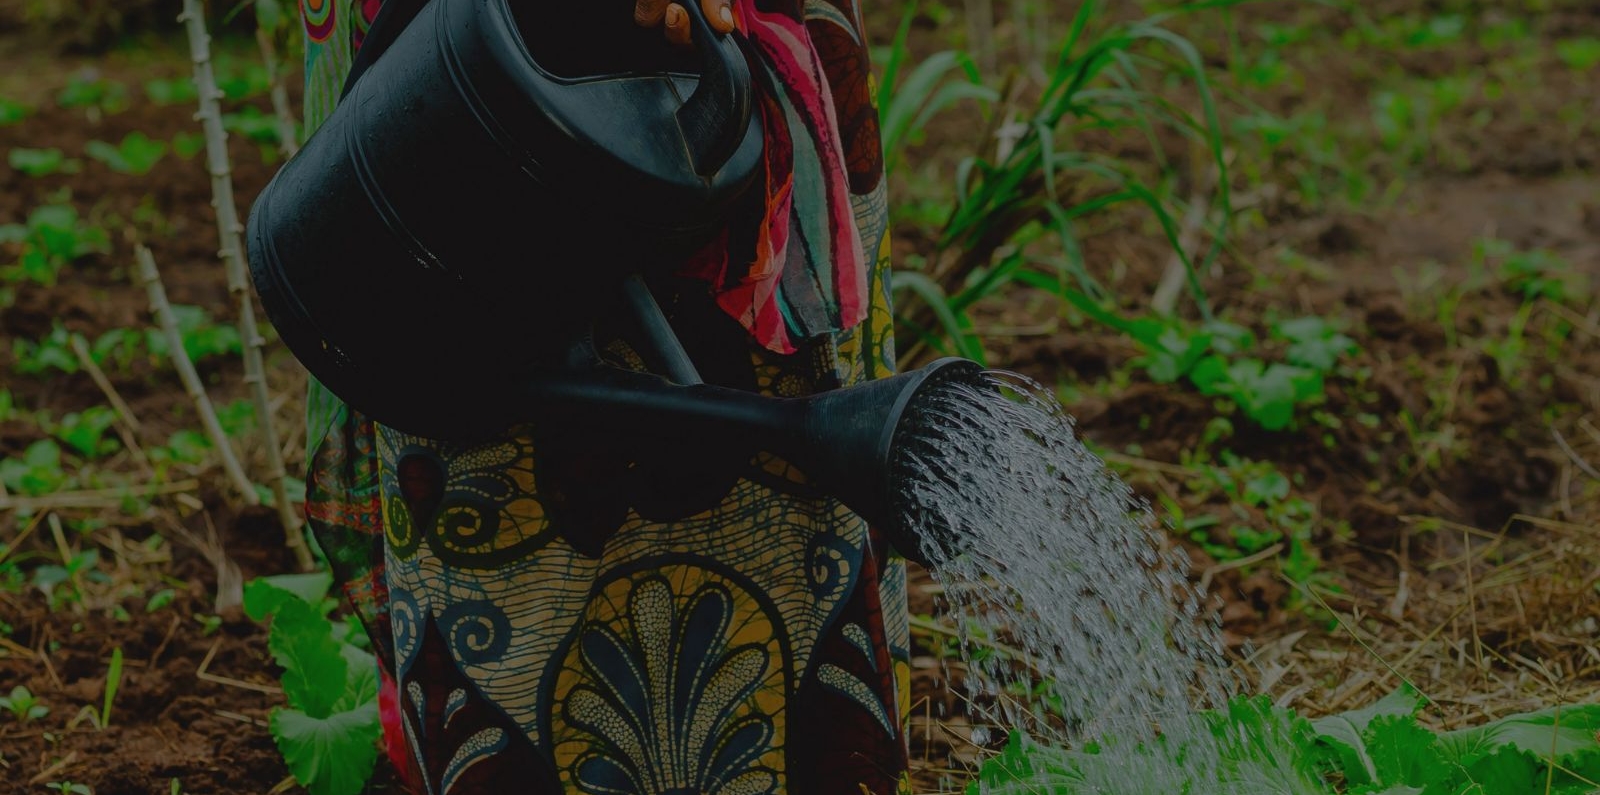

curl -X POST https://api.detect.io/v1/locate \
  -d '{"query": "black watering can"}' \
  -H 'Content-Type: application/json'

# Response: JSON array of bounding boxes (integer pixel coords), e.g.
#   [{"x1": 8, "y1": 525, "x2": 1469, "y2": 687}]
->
[{"x1": 246, "y1": 0, "x2": 986, "y2": 563}]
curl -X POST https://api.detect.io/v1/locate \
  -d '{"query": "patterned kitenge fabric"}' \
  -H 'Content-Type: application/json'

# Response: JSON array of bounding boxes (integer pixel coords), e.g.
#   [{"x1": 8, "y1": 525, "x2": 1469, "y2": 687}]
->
[{"x1": 297, "y1": 1, "x2": 907, "y2": 793}]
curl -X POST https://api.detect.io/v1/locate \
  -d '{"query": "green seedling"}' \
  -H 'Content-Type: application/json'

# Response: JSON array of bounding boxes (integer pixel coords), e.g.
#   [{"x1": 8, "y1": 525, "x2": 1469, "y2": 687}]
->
[
  {"x1": 0, "y1": 686, "x2": 49, "y2": 722},
  {"x1": 171, "y1": 132, "x2": 206, "y2": 160},
  {"x1": 144, "y1": 304, "x2": 242, "y2": 364},
  {"x1": 33, "y1": 548, "x2": 99, "y2": 611},
  {"x1": 0, "y1": 97, "x2": 29, "y2": 125},
  {"x1": 214, "y1": 59, "x2": 272, "y2": 101},
  {"x1": 1477, "y1": 238, "x2": 1583, "y2": 304},
  {"x1": 0, "y1": 203, "x2": 110, "y2": 287},
  {"x1": 0, "y1": 439, "x2": 68, "y2": 497},
  {"x1": 8, "y1": 148, "x2": 81, "y2": 177},
  {"x1": 99, "y1": 647, "x2": 122, "y2": 728},
  {"x1": 13, "y1": 325, "x2": 79, "y2": 374},
  {"x1": 216, "y1": 399, "x2": 258, "y2": 437},
  {"x1": 1555, "y1": 37, "x2": 1600, "y2": 71},
  {"x1": 45, "y1": 782, "x2": 91, "y2": 795},
  {"x1": 53, "y1": 406, "x2": 120, "y2": 459},
  {"x1": 85, "y1": 132, "x2": 167, "y2": 176},
  {"x1": 151, "y1": 429, "x2": 213, "y2": 467},
  {"x1": 146, "y1": 589, "x2": 177, "y2": 613},
  {"x1": 1063, "y1": 292, "x2": 1354, "y2": 431},
  {"x1": 222, "y1": 106, "x2": 285, "y2": 146},
  {"x1": 143, "y1": 77, "x2": 198, "y2": 106},
  {"x1": 57, "y1": 73, "x2": 128, "y2": 116},
  {"x1": 194, "y1": 614, "x2": 223, "y2": 637}
]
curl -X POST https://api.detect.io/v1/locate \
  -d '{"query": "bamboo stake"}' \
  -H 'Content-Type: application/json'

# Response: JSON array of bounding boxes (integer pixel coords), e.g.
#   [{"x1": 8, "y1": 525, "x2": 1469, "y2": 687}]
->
[
  {"x1": 180, "y1": 0, "x2": 313, "y2": 572},
  {"x1": 136, "y1": 245, "x2": 259, "y2": 504}
]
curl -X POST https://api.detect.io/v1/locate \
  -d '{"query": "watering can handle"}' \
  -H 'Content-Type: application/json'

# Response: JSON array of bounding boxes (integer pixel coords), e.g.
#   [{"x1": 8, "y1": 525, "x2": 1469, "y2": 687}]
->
[{"x1": 676, "y1": 0, "x2": 752, "y2": 177}]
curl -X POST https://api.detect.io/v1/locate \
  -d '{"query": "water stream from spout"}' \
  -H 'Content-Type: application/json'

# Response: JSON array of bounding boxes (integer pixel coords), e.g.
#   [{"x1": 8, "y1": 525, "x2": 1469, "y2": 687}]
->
[{"x1": 895, "y1": 370, "x2": 1307, "y2": 793}]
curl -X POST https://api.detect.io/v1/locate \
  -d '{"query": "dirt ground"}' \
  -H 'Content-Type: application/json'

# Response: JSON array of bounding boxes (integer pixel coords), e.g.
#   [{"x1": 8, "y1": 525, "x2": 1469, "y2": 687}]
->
[{"x1": 3, "y1": 2, "x2": 1600, "y2": 794}]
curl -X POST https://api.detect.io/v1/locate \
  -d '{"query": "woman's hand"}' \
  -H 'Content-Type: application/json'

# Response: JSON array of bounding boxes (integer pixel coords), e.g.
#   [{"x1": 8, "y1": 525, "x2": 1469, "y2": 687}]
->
[{"x1": 635, "y1": 0, "x2": 735, "y2": 46}]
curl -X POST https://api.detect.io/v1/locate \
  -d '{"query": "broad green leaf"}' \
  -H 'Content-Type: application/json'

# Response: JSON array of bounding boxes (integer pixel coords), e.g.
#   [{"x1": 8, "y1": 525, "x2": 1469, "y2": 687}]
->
[
  {"x1": 1313, "y1": 688, "x2": 1422, "y2": 786},
  {"x1": 1363, "y1": 715, "x2": 1458, "y2": 791},
  {"x1": 1460, "y1": 746, "x2": 1543, "y2": 795},
  {"x1": 271, "y1": 703, "x2": 381, "y2": 795},
  {"x1": 259, "y1": 572, "x2": 336, "y2": 608},
  {"x1": 243, "y1": 578, "x2": 300, "y2": 622},
  {"x1": 1188, "y1": 355, "x2": 1231, "y2": 396},
  {"x1": 267, "y1": 597, "x2": 348, "y2": 717},
  {"x1": 1437, "y1": 704, "x2": 1600, "y2": 768},
  {"x1": 8, "y1": 147, "x2": 77, "y2": 177}
]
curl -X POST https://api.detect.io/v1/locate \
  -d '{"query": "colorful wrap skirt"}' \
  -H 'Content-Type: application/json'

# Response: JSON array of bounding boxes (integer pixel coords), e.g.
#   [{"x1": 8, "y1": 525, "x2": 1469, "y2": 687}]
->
[{"x1": 297, "y1": 1, "x2": 910, "y2": 792}]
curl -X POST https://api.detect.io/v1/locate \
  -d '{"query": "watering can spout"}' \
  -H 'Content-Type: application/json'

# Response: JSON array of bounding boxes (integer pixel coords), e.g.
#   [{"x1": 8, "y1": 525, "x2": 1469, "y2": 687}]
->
[{"x1": 518, "y1": 358, "x2": 986, "y2": 565}]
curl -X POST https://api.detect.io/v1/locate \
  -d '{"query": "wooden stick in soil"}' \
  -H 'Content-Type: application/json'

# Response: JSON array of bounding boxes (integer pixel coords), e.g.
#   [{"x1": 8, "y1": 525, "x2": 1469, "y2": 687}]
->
[
  {"x1": 136, "y1": 245, "x2": 259, "y2": 504},
  {"x1": 180, "y1": 0, "x2": 313, "y2": 572},
  {"x1": 69, "y1": 332, "x2": 154, "y2": 473}
]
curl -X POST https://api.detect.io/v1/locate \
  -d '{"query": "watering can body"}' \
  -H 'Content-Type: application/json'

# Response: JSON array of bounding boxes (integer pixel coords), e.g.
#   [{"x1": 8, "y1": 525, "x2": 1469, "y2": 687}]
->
[
  {"x1": 247, "y1": 0, "x2": 762, "y2": 437},
  {"x1": 247, "y1": 0, "x2": 987, "y2": 565}
]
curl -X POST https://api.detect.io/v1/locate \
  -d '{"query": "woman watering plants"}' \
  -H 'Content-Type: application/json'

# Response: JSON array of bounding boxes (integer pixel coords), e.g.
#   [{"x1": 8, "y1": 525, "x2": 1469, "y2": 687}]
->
[{"x1": 296, "y1": 0, "x2": 909, "y2": 792}]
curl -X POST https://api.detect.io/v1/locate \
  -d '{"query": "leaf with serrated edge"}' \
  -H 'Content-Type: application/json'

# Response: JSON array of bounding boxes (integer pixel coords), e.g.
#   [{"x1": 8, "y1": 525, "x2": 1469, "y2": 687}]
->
[
  {"x1": 267, "y1": 597, "x2": 347, "y2": 718},
  {"x1": 271, "y1": 703, "x2": 381, "y2": 795},
  {"x1": 1312, "y1": 688, "x2": 1422, "y2": 786}
]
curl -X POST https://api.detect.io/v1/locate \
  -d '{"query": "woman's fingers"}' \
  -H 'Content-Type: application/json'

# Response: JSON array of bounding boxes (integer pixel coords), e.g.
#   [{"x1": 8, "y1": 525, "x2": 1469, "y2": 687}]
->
[
  {"x1": 704, "y1": 0, "x2": 735, "y2": 33},
  {"x1": 635, "y1": 0, "x2": 668, "y2": 27},
  {"x1": 660, "y1": 0, "x2": 735, "y2": 45},
  {"x1": 663, "y1": 4, "x2": 692, "y2": 45}
]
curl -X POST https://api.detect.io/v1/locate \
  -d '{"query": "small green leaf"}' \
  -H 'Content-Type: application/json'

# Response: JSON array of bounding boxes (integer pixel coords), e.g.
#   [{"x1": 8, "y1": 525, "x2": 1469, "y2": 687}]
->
[
  {"x1": 1364, "y1": 715, "x2": 1457, "y2": 790},
  {"x1": 8, "y1": 147, "x2": 78, "y2": 177}
]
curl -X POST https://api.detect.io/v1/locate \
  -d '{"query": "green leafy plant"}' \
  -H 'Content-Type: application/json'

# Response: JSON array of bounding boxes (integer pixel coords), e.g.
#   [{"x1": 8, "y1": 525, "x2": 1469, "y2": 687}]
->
[
  {"x1": 8, "y1": 148, "x2": 80, "y2": 177},
  {"x1": 53, "y1": 406, "x2": 120, "y2": 459},
  {"x1": 12, "y1": 325, "x2": 79, "y2": 374},
  {"x1": 221, "y1": 106, "x2": 283, "y2": 146},
  {"x1": 33, "y1": 548, "x2": 99, "y2": 611},
  {"x1": 1477, "y1": 238, "x2": 1582, "y2": 304},
  {"x1": 0, "y1": 204, "x2": 109, "y2": 287},
  {"x1": 45, "y1": 781, "x2": 91, "y2": 795},
  {"x1": 171, "y1": 132, "x2": 206, "y2": 160},
  {"x1": 144, "y1": 304, "x2": 243, "y2": 363},
  {"x1": 244, "y1": 575, "x2": 381, "y2": 795},
  {"x1": 1555, "y1": 37, "x2": 1600, "y2": 71},
  {"x1": 875, "y1": 4, "x2": 998, "y2": 174},
  {"x1": 1063, "y1": 293, "x2": 1356, "y2": 431},
  {"x1": 57, "y1": 73, "x2": 128, "y2": 115},
  {"x1": 143, "y1": 77, "x2": 199, "y2": 106},
  {"x1": 973, "y1": 689, "x2": 1600, "y2": 794},
  {"x1": 0, "y1": 97, "x2": 29, "y2": 125},
  {"x1": 0, "y1": 439, "x2": 68, "y2": 497},
  {"x1": 85, "y1": 132, "x2": 168, "y2": 176},
  {"x1": 881, "y1": 0, "x2": 1234, "y2": 368},
  {"x1": 0, "y1": 685, "x2": 49, "y2": 722},
  {"x1": 214, "y1": 59, "x2": 272, "y2": 101}
]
